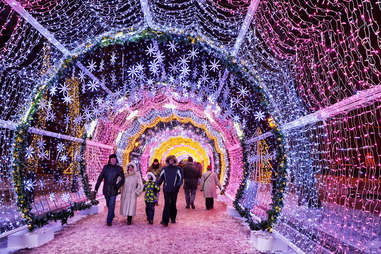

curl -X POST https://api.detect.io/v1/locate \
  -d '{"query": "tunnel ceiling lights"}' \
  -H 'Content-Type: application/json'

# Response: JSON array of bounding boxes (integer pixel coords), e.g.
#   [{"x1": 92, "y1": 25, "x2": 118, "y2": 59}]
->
[{"x1": 117, "y1": 110, "x2": 230, "y2": 184}]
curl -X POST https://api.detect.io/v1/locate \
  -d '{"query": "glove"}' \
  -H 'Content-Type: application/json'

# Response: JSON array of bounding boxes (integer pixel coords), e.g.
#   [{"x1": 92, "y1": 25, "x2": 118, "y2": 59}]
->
[{"x1": 90, "y1": 191, "x2": 96, "y2": 200}]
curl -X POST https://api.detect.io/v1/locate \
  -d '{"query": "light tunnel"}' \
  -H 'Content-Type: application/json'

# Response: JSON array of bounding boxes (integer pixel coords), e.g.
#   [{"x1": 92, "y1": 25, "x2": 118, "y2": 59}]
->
[
  {"x1": 4, "y1": 29, "x2": 280, "y2": 232},
  {"x1": 1, "y1": 1, "x2": 380, "y2": 253}
]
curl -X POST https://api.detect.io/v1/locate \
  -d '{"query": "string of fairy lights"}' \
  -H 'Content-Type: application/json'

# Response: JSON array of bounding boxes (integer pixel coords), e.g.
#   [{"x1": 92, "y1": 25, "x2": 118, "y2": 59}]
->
[
  {"x1": 115, "y1": 111, "x2": 229, "y2": 185},
  {"x1": 254, "y1": 0, "x2": 381, "y2": 111},
  {"x1": 239, "y1": 21, "x2": 307, "y2": 124},
  {"x1": 116, "y1": 108, "x2": 230, "y2": 170},
  {"x1": 274, "y1": 103, "x2": 381, "y2": 253},
  {"x1": 148, "y1": 0, "x2": 246, "y2": 48},
  {"x1": 3, "y1": 28, "x2": 273, "y2": 233},
  {"x1": 0, "y1": 1, "x2": 380, "y2": 253},
  {"x1": 83, "y1": 0, "x2": 144, "y2": 31}
]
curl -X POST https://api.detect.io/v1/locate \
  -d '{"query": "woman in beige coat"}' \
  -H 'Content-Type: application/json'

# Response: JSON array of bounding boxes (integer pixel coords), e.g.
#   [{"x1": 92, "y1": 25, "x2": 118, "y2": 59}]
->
[
  {"x1": 200, "y1": 165, "x2": 221, "y2": 210},
  {"x1": 120, "y1": 162, "x2": 143, "y2": 224}
]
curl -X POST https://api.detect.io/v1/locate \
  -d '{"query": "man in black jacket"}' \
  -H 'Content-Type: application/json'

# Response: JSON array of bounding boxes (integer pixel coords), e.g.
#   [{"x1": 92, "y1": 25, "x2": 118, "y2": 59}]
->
[
  {"x1": 94, "y1": 154, "x2": 125, "y2": 226},
  {"x1": 156, "y1": 155, "x2": 183, "y2": 226}
]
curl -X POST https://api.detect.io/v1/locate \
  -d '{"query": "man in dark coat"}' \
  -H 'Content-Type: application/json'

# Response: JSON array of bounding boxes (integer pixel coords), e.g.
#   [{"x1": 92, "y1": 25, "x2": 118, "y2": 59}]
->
[
  {"x1": 156, "y1": 155, "x2": 183, "y2": 226},
  {"x1": 94, "y1": 154, "x2": 125, "y2": 226},
  {"x1": 183, "y1": 157, "x2": 201, "y2": 209}
]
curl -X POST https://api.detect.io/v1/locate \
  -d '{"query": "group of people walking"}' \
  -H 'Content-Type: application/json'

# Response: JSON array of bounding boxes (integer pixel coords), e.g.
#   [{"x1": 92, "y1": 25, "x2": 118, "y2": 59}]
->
[{"x1": 93, "y1": 154, "x2": 222, "y2": 227}]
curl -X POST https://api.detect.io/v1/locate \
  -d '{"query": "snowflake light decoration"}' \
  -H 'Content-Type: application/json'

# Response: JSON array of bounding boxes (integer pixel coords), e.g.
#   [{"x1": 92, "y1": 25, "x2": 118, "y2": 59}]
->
[{"x1": 254, "y1": 111, "x2": 265, "y2": 121}]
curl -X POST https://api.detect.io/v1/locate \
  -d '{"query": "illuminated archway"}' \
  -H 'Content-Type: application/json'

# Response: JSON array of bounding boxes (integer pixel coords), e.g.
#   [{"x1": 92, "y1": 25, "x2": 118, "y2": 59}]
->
[
  {"x1": 9, "y1": 29, "x2": 280, "y2": 232},
  {"x1": 152, "y1": 136, "x2": 210, "y2": 172},
  {"x1": 129, "y1": 121, "x2": 217, "y2": 177}
]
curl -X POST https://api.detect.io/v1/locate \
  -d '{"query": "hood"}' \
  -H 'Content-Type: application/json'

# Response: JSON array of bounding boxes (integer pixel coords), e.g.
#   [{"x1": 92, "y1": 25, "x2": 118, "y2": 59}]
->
[
  {"x1": 146, "y1": 172, "x2": 156, "y2": 182},
  {"x1": 165, "y1": 155, "x2": 178, "y2": 165}
]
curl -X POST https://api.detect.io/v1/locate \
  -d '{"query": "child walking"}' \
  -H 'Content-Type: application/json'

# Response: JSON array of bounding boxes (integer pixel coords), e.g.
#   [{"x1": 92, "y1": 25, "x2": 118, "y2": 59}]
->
[{"x1": 144, "y1": 172, "x2": 160, "y2": 224}]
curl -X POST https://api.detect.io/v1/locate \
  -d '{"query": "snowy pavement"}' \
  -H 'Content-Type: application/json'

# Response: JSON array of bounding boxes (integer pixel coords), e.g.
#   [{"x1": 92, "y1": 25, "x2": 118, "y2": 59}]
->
[{"x1": 16, "y1": 190, "x2": 258, "y2": 254}]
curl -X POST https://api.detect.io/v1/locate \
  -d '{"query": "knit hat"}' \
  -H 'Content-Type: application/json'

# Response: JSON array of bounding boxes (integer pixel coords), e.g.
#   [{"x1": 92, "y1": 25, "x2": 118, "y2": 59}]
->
[{"x1": 108, "y1": 154, "x2": 118, "y2": 164}]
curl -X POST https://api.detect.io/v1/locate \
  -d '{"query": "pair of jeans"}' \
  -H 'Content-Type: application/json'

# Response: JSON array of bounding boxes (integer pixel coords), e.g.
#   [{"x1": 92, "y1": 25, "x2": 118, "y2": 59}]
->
[
  {"x1": 184, "y1": 188, "x2": 197, "y2": 206},
  {"x1": 145, "y1": 202, "x2": 155, "y2": 221},
  {"x1": 105, "y1": 195, "x2": 116, "y2": 224},
  {"x1": 162, "y1": 191, "x2": 179, "y2": 224},
  {"x1": 205, "y1": 197, "x2": 214, "y2": 210}
]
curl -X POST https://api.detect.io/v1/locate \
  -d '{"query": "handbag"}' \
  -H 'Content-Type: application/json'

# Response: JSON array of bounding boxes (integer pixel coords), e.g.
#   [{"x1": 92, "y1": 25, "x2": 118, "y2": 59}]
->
[{"x1": 201, "y1": 172, "x2": 212, "y2": 191}]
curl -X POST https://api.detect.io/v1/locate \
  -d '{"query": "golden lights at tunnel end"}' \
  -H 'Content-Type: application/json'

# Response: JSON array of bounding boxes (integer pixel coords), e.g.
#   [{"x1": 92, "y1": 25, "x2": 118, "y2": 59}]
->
[{"x1": 151, "y1": 136, "x2": 211, "y2": 173}]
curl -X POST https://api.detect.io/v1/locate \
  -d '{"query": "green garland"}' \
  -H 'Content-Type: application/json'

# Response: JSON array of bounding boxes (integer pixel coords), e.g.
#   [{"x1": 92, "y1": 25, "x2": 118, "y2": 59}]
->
[
  {"x1": 233, "y1": 127, "x2": 287, "y2": 232},
  {"x1": 13, "y1": 122, "x2": 34, "y2": 229},
  {"x1": 29, "y1": 201, "x2": 93, "y2": 231},
  {"x1": 79, "y1": 133, "x2": 99, "y2": 205},
  {"x1": 12, "y1": 86, "x2": 45, "y2": 230},
  {"x1": 12, "y1": 90, "x2": 98, "y2": 231}
]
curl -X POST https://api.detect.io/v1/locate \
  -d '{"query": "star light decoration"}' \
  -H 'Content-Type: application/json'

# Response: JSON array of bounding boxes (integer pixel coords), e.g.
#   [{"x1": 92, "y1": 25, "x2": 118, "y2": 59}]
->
[
  {"x1": 49, "y1": 193, "x2": 55, "y2": 202},
  {"x1": 254, "y1": 111, "x2": 265, "y2": 121},
  {"x1": 61, "y1": 193, "x2": 70, "y2": 203},
  {"x1": 67, "y1": 33, "x2": 267, "y2": 147},
  {"x1": 24, "y1": 179, "x2": 36, "y2": 192},
  {"x1": 25, "y1": 146, "x2": 34, "y2": 159}
]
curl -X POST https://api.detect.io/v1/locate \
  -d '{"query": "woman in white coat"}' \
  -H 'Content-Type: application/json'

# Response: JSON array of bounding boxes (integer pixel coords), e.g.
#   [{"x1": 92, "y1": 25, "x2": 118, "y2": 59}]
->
[
  {"x1": 120, "y1": 162, "x2": 144, "y2": 224},
  {"x1": 200, "y1": 165, "x2": 222, "y2": 210}
]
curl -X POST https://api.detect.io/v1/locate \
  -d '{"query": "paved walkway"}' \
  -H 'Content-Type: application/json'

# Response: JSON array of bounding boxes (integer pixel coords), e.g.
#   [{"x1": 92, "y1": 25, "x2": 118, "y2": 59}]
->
[{"x1": 17, "y1": 190, "x2": 258, "y2": 254}]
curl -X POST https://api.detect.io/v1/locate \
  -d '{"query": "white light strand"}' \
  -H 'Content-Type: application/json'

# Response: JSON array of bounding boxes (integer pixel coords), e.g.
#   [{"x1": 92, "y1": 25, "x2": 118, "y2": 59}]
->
[
  {"x1": 283, "y1": 85, "x2": 381, "y2": 130},
  {"x1": 3, "y1": 0, "x2": 70, "y2": 56},
  {"x1": 232, "y1": 0, "x2": 261, "y2": 56},
  {"x1": 76, "y1": 61, "x2": 113, "y2": 95},
  {"x1": 140, "y1": 0, "x2": 154, "y2": 28},
  {"x1": 0, "y1": 119, "x2": 112, "y2": 149}
]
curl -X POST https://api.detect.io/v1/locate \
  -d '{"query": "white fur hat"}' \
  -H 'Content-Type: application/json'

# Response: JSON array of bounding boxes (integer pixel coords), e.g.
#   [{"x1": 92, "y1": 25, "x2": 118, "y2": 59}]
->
[
  {"x1": 146, "y1": 172, "x2": 156, "y2": 182},
  {"x1": 127, "y1": 162, "x2": 137, "y2": 172}
]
